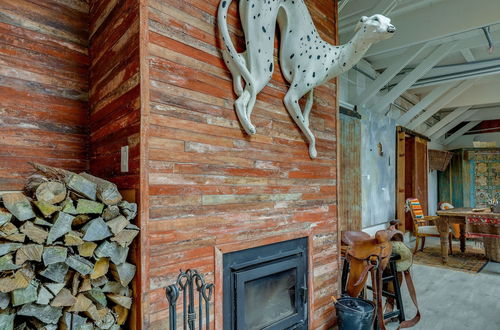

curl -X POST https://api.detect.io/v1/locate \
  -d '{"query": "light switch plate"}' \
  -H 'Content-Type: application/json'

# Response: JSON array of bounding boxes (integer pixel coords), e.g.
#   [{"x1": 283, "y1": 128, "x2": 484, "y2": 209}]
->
[{"x1": 121, "y1": 146, "x2": 129, "y2": 172}]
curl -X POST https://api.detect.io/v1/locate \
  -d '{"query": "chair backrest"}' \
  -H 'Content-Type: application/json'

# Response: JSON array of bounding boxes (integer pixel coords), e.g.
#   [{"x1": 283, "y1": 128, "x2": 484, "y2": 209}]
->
[{"x1": 406, "y1": 198, "x2": 425, "y2": 231}]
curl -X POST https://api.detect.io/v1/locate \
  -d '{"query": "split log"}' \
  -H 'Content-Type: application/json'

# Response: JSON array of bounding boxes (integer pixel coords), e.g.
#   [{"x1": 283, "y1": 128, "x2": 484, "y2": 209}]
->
[
  {"x1": 64, "y1": 231, "x2": 84, "y2": 246},
  {"x1": 107, "y1": 293, "x2": 132, "y2": 309},
  {"x1": 91, "y1": 258, "x2": 109, "y2": 279},
  {"x1": 15, "y1": 244, "x2": 43, "y2": 265},
  {"x1": 77, "y1": 242, "x2": 97, "y2": 258},
  {"x1": 102, "y1": 205, "x2": 120, "y2": 220},
  {"x1": 34, "y1": 217, "x2": 52, "y2": 227},
  {"x1": 0, "y1": 207, "x2": 12, "y2": 226},
  {"x1": 51, "y1": 288, "x2": 76, "y2": 307},
  {"x1": 76, "y1": 199, "x2": 104, "y2": 214},
  {"x1": 66, "y1": 255, "x2": 94, "y2": 276},
  {"x1": 79, "y1": 173, "x2": 122, "y2": 206},
  {"x1": 17, "y1": 303, "x2": 63, "y2": 324},
  {"x1": 110, "y1": 262, "x2": 136, "y2": 287},
  {"x1": 35, "y1": 181, "x2": 66, "y2": 204},
  {"x1": 0, "y1": 266, "x2": 34, "y2": 292},
  {"x1": 2, "y1": 193, "x2": 35, "y2": 221},
  {"x1": 61, "y1": 312, "x2": 88, "y2": 330},
  {"x1": 82, "y1": 217, "x2": 112, "y2": 241},
  {"x1": 106, "y1": 216, "x2": 129, "y2": 235},
  {"x1": 36, "y1": 285, "x2": 54, "y2": 305},
  {"x1": 31, "y1": 163, "x2": 97, "y2": 201},
  {"x1": 11, "y1": 280, "x2": 38, "y2": 306},
  {"x1": 118, "y1": 201, "x2": 137, "y2": 220},
  {"x1": 0, "y1": 243, "x2": 22, "y2": 256},
  {"x1": 93, "y1": 309, "x2": 115, "y2": 328},
  {"x1": 33, "y1": 201, "x2": 61, "y2": 218},
  {"x1": 46, "y1": 212, "x2": 74, "y2": 244},
  {"x1": 79, "y1": 276, "x2": 91, "y2": 292},
  {"x1": 20, "y1": 222, "x2": 48, "y2": 244},
  {"x1": 43, "y1": 246, "x2": 67, "y2": 266},
  {"x1": 113, "y1": 304, "x2": 129, "y2": 325},
  {"x1": 94, "y1": 241, "x2": 127, "y2": 264},
  {"x1": 0, "y1": 312, "x2": 14, "y2": 330},
  {"x1": 0, "y1": 292, "x2": 9, "y2": 309},
  {"x1": 1, "y1": 222, "x2": 18, "y2": 236},
  {"x1": 72, "y1": 273, "x2": 81, "y2": 296},
  {"x1": 61, "y1": 199, "x2": 77, "y2": 215},
  {"x1": 72, "y1": 214, "x2": 91, "y2": 226},
  {"x1": 110, "y1": 229, "x2": 139, "y2": 247},
  {"x1": 85, "y1": 288, "x2": 107, "y2": 307},
  {"x1": 102, "y1": 281, "x2": 129, "y2": 296},
  {"x1": 90, "y1": 275, "x2": 108, "y2": 288},
  {"x1": 45, "y1": 283, "x2": 65, "y2": 296},
  {"x1": 40, "y1": 262, "x2": 69, "y2": 283},
  {"x1": 69, "y1": 294, "x2": 93, "y2": 313},
  {"x1": 0, "y1": 254, "x2": 20, "y2": 271}
]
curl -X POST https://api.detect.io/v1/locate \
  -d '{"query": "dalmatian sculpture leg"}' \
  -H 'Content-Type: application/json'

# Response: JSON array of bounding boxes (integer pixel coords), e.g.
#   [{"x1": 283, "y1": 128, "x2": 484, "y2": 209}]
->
[{"x1": 218, "y1": 0, "x2": 395, "y2": 158}]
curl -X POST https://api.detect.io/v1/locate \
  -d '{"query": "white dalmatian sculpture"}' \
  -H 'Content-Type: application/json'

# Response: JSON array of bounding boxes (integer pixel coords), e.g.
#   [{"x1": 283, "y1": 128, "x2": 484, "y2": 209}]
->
[{"x1": 218, "y1": 0, "x2": 395, "y2": 158}]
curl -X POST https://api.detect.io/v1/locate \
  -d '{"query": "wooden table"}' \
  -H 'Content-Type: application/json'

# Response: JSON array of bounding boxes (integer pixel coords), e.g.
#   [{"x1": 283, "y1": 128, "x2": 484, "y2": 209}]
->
[{"x1": 436, "y1": 208, "x2": 500, "y2": 263}]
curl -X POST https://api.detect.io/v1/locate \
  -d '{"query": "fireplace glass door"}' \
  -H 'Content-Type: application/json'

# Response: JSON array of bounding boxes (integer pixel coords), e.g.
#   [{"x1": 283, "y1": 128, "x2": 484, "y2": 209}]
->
[{"x1": 223, "y1": 238, "x2": 308, "y2": 329}]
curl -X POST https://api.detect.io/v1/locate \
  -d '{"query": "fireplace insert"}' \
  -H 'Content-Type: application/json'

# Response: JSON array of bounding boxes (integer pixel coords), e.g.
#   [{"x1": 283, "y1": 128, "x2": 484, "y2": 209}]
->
[{"x1": 223, "y1": 238, "x2": 308, "y2": 329}]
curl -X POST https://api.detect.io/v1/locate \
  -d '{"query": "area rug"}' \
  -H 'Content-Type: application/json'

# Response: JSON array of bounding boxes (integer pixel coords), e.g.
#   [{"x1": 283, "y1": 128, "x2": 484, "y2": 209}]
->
[{"x1": 413, "y1": 243, "x2": 488, "y2": 273}]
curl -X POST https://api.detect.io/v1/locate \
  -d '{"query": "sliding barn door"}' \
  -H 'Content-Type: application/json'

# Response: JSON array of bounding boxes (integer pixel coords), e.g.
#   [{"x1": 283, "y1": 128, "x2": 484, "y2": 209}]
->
[
  {"x1": 338, "y1": 112, "x2": 362, "y2": 231},
  {"x1": 396, "y1": 128, "x2": 429, "y2": 233}
]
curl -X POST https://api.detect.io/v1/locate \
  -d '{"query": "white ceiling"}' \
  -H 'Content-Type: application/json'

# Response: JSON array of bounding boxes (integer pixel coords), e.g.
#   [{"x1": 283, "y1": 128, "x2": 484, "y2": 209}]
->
[{"x1": 339, "y1": 0, "x2": 500, "y2": 143}]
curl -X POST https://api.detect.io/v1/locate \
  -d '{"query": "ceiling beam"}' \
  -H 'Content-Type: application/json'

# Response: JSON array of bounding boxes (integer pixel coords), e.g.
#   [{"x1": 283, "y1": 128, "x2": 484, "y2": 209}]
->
[
  {"x1": 443, "y1": 121, "x2": 482, "y2": 145},
  {"x1": 424, "y1": 106, "x2": 472, "y2": 136},
  {"x1": 407, "y1": 79, "x2": 476, "y2": 130},
  {"x1": 438, "y1": 77, "x2": 500, "y2": 108},
  {"x1": 397, "y1": 82, "x2": 456, "y2": 126},
  {"x1": 392, "y1": 58, "x2": 500, "y2": 88},
  {"x1": 373, "y1": 43, "x2": 457, "y2": 114},
  {"x1": 461, "y1": 49, "x2": 476, "y2": 62},
  {"x1": 467, "y1": 107, "x2": 500, "y2": 121},
  {"x1": 364, "y1": 0, "x2": 500, "y2": 57},
  {"x1": 369, "y1": 28, "x2": 500, "y2": 71},
  {"x1": 354, "y1": 44, "x2": 426, "y2": 107},
  {"x1": 430, "y1": 109, "x2": 479, "y2": 140}
]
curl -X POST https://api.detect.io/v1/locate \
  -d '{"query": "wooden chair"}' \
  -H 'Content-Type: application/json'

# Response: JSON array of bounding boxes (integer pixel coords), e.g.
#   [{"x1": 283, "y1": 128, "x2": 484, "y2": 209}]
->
[{"x1": 406, "y1": 198, "x2": 453, "y2": 255}]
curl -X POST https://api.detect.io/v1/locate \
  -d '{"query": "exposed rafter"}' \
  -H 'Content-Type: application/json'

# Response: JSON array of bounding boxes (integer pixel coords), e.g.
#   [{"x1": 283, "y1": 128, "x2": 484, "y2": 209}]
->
[
  {"x1": 397, "y1": 82, "x2": 456, "y2": 126},
  {"x1": 373, "y1": 43, "x2": 457, "y2": 114},
  {"x1": 460, "y1": 49, "x2": 476, "y2": 62},
  {"x1": 443, "y1": 121, "x2": 482, "y2": 145},
  {"x1": 407, "y1": 79, "x2": 476, "y2": 130},
  {"x1": 424, "y1": 106, "x2": 472, "y2": 137},
  {"x1": 430, "y1": 109, "x2": 479, "y2": 140},
  {"x1": 369, "y1": 28, "x2": 500, "y2": 70},
  {"x1": 354, "y1": 44, "x2": 427, "y2": 107}
]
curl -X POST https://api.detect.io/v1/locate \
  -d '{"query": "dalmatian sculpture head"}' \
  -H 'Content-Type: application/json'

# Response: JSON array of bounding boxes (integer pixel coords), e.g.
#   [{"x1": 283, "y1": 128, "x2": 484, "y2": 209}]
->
[{"x1": 355, "y1": 14, "x2": 396, "y2": 42}]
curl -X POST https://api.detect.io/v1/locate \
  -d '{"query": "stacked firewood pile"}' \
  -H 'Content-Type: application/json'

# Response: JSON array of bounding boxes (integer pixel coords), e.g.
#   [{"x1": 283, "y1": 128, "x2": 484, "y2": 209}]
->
[{"x1": 0, "y1": 163, "x2": 139, "y2": 329}]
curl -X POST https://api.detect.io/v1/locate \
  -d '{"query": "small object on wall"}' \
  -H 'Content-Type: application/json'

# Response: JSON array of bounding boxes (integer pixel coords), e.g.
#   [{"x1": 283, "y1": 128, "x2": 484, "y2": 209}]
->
[
  {"x1": 0, "y1": 163, "x2": 140, "y2": 329},
  {"x1": 120, "y1": 146, "x2": 129, "y2": 173},
  {"x1": 377, "y1": 142, "x2": 384, "y2": 156},
  {"x1": 218, "y1": 1, "x2": 395, "y2": 158}
]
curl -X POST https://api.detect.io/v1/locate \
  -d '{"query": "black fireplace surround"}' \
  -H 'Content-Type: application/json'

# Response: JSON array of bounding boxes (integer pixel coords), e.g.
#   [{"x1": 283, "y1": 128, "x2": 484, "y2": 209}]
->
[{"x1": 223, "y1": 238, "x2": 308, "y2": 329}]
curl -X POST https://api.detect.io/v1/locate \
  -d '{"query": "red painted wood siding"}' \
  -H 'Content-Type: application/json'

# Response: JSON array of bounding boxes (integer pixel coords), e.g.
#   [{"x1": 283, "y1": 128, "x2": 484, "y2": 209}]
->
[
  {"x1": 143, "y1": 0, "x2": 339, "y2": 328},
  {"x1": 0, "y1": 0, "x2": 89, "y2": 191},
  {"x1": 88, "y1": 0, "x2": 141, "y2": 190}
]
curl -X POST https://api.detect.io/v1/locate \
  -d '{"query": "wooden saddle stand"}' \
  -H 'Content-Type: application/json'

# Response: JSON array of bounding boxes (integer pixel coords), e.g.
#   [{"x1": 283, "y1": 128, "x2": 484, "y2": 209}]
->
[{"x1": 341, "y1": 226, "x2": 420, "y2": 330}]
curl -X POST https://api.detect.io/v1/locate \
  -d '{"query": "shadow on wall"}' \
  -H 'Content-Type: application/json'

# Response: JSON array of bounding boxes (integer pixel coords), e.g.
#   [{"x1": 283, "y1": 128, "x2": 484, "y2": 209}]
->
[{"x1": 361, "y1": 111, "x2": 396, "y2": 228}]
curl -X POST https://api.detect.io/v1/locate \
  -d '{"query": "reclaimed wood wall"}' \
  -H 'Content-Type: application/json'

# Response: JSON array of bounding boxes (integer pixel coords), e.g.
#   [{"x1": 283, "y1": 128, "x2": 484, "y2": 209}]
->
[
  {"x1": 0, "y1": 0, "x2": 90, "y2": 191},
  {"x1": 88, "y1": 0, "x2": 141, "y2": 190},
  {"x1": 143, "y1": 0, "x2": 339, "y2": 328},
  {"x1": 339, "y1": 113, "x2": 361, "y2": 231}
]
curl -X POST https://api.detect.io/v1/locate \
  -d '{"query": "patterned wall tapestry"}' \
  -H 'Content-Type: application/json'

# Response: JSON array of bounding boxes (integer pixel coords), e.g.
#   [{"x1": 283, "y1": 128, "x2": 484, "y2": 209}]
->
[{"x1": 469, "y1": 149, "x2": 500, "y2": 207}]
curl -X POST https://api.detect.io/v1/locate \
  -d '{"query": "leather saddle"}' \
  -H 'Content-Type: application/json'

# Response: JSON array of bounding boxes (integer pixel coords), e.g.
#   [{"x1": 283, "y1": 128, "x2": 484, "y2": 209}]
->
[{"x1": 342, "y1": 230, "x2": 392, "y2": 297}]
